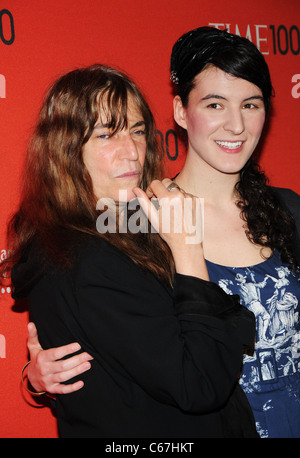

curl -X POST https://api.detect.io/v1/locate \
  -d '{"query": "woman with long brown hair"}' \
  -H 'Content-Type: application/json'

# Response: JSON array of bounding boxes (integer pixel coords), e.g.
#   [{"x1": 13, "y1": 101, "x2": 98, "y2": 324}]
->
[{"x1": 2, "y1": 64, "x2": 257, "y2": 437}]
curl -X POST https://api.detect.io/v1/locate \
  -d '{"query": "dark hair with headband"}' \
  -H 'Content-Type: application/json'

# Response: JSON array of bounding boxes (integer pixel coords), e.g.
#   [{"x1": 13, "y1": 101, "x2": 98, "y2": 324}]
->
[
  {"x1": 170, "y1": 26, "x2": 273, "y2": 114},
  {"x1": 170, "y1": 26, "x2": 297, "y2": 271}
]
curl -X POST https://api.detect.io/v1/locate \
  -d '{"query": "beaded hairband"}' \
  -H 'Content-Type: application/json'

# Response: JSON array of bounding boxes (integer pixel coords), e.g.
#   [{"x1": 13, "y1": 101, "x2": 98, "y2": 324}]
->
[{"x1": 170, "y1": 71, "x2": 179, "y2": 84}]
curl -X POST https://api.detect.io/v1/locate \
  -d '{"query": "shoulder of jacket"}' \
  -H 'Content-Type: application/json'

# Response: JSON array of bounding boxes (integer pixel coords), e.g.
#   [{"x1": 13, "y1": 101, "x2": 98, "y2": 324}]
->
[
  {"x1": 270, "y1": 186, "x2": 300, "y2": 212},
  {"x1": 270, "y1": 186, "x2": 300, "y2": 240},
  {"x1": 271, "y1": 185, "x2": 300, "y2": 200},
  {"x1": 75, "y1": 236, "x2": 134, "y2": 268},
  {"x1": 73, "y1": 235, "x2": 171, "y2": 298}
]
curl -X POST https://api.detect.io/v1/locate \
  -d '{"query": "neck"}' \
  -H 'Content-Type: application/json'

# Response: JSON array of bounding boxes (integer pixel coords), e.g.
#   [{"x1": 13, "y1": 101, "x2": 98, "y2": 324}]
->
[{"x1": 175, "y1": 152, "x2": 240, "y2": 206}]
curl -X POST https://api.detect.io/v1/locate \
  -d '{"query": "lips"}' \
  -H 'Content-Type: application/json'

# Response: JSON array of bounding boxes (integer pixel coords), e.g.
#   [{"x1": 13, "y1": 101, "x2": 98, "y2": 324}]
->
[
  {"x1": 215, "y1": 140, "x2": 244, "y2": 153},
  {"x1": 116, "y1": 170, "x2": 141, "y2": 179}
]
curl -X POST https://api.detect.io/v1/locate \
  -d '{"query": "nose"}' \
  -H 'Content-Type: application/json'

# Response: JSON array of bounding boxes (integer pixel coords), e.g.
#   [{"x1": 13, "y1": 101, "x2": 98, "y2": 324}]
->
[
  {"x1": 118, "y1": 132, "x2": 139, "y2": 161},
  {"x1": 223, "y1": 107, "x2": 245, "y2": 135}
]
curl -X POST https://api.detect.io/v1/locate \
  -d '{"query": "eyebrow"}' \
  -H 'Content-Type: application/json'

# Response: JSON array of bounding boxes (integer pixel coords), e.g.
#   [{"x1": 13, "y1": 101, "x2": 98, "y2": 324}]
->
[
  {"x1": 130, "y1": 121, "x2": 146, "y2": 128},
  {"x1": 93, "y1": 120, "x2": 146, "y2": 130},
  {"x1": 201, "y1": 94, "x2": 264, "y2": 102},
  {"x1": 93, "y1": 123, "x2": 111, "y2": 130},
  {"x1": 201, "y1": 94, "x2": 226, "y2": 101}
]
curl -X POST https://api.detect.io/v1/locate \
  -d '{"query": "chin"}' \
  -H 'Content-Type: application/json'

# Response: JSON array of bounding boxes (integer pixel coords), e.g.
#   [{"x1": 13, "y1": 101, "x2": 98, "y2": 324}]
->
[
  {"x1": 114, "y1": 189, "x2": 136, "y2": 203},
  {"x1": 217, "y1": 159, "x2": 250, "y2": 175}
]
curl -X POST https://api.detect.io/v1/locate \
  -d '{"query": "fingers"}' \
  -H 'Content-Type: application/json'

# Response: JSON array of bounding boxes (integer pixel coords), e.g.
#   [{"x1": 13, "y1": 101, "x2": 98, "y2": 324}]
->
[
  {"x1": 28, "y1": 322, "x2": 38, "y2": 338},
  {"x1": 48, "y1": 358, "x2": 92, "y2": 384},
  {"x1": 27, "y1": 322, "x2": 43, "y2": 351},
  {"x1": 133, "y1": 180, "x2": 187, "y2": 234},
  {"x1": 54, "y1": 380, "x2": 85, "y2": 394},
  {"x1": 26, "y1": 322, "x2": 94, "y2": 394},
  {"x1": 133, "y1": 179, "x2": 203, "y2": 250},
  {"x1": 44, "y1": 350, "x2": 93, "y2": 376},
  {"x1": 41, "y1": 342, "x2": 83, "y2": 365},
  {"x1": 135, "y1": 178, "x2": 182, "y2": 201},
  {"x1": 28, "y1": 350, "x2": 93, "y2": 394},
  {"x1": 162, "y1": 178, "x2": 173, "y2": 187},
  {"x1": 27, "y1": 321, "x2": 92, "y2": 367},
  {"x1": 133, "y1": 186, "x2": 160, "y2": 231},
  {"x1": 146, "y1": 179, "x2": 173, "y2": 198}
]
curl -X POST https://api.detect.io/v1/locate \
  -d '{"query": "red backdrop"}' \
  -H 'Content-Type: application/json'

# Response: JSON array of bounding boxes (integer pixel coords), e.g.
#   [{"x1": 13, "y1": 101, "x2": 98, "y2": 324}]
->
[{"x1": 0, "y1": 0, "x2": 299, "y2": 438}]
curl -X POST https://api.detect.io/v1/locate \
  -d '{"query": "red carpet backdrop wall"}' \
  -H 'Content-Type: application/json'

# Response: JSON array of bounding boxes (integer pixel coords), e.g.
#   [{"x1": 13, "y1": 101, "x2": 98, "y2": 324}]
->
[{"x1": 0, "y1": 0, "x2": 299, "y2": 438}]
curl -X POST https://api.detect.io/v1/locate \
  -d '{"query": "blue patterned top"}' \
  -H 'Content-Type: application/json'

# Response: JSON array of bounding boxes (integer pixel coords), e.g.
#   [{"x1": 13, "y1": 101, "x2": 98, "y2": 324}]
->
[{"x1": 206, "y1": 250, "x2": 300, "y2": 438}]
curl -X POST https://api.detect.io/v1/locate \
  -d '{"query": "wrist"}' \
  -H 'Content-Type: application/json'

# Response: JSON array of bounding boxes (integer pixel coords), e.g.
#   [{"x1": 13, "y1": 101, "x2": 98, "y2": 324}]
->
[
  {"x1": 173, "y1": 245, "x2": 209, "y2": 281},
  {"x1": 21, "y1": 361, "x2": 47, "y2": 397}
]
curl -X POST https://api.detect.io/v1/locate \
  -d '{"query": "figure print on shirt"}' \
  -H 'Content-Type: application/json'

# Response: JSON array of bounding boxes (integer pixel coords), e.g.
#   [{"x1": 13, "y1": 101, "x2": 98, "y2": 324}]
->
[
  {"x1": 216, "y1": 263, "x2": 299, "y2": 385},
  {"x1": 206, "y1": 251, "x2": 300, "y2": 438}
]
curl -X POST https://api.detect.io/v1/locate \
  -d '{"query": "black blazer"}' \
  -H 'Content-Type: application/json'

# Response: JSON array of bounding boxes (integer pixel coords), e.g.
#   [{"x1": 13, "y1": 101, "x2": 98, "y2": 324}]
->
[
  {"x1": 273, "y1": 187, "x2": 300, "y2": 265},
  {"x1": 13, "y1": 238, "x2": 257, "y2": 438}
]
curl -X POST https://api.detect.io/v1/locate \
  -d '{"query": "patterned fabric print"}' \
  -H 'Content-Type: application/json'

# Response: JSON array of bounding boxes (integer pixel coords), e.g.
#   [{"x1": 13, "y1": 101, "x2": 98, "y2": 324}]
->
[{"x1": 206, "y1": 251, "x2": 300, "y2": 438}]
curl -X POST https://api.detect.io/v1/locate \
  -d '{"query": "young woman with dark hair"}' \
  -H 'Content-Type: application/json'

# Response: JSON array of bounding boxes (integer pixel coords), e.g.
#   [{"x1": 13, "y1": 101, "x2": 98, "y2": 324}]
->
[{"x1": 169, "y1": 27, "x2": 300, "y2": 437}]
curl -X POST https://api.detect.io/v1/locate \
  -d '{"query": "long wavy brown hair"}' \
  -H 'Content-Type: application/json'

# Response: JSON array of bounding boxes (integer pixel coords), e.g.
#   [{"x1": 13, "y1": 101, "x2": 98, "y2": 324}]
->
[{"x1": 2, "y1": 64, "x2": 174, "y2": 286}]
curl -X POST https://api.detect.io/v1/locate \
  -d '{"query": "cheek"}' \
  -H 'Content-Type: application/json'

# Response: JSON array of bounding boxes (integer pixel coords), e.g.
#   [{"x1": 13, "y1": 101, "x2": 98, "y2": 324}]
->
[
  {"x1": 248, "y1": 114, "x2": 266, "y2": 138},
  {"x1": 84, "y1": 153, "x2": 111, "y2": 186},
  {"x1": 139, "y1": 144, "x2": 147, "y2": 167},
  {"x1": 187, "y1": 111, "x2": 219, "y2": 138}
]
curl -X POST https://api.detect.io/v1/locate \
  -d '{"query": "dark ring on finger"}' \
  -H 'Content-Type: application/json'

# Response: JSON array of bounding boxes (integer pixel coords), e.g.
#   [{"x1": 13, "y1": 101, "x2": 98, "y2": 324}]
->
[{"x1": 167, "y1": 182, "x2": 181, "y2": 192}]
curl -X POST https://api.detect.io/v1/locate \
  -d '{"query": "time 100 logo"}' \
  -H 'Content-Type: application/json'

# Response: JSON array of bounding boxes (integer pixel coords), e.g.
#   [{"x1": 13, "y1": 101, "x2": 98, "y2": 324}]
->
[{"x1": 209, "y1": 23, "x2": 300, "y2": 55}]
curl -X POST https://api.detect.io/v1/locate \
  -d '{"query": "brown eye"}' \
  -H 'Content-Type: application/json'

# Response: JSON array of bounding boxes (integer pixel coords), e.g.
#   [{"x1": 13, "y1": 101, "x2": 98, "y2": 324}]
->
[
  {"x1": 243, "y1": 103, "x2": 257, "y2": 109},
  {"x1": 207, "y1": 103, "x2": 222, "y2": 109}
]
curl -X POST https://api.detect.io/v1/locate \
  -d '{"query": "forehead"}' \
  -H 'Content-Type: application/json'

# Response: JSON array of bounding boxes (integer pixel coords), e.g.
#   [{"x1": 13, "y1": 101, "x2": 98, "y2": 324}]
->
[
  {"x1": 96, "y1": 92, "x2": 141, "y2": 113},
  {"x1": 95, "y1": 93, "x2": 144, "y2": 126},
  {"x1": 192, "y1": 66, "x2": 263, "y2": 98}
]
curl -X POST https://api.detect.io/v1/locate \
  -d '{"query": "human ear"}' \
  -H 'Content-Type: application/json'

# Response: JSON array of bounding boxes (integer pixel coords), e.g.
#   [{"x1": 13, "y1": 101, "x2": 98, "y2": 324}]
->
[{"x1": 173, "y1": 96, "x2": 187, "y2": 130}]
